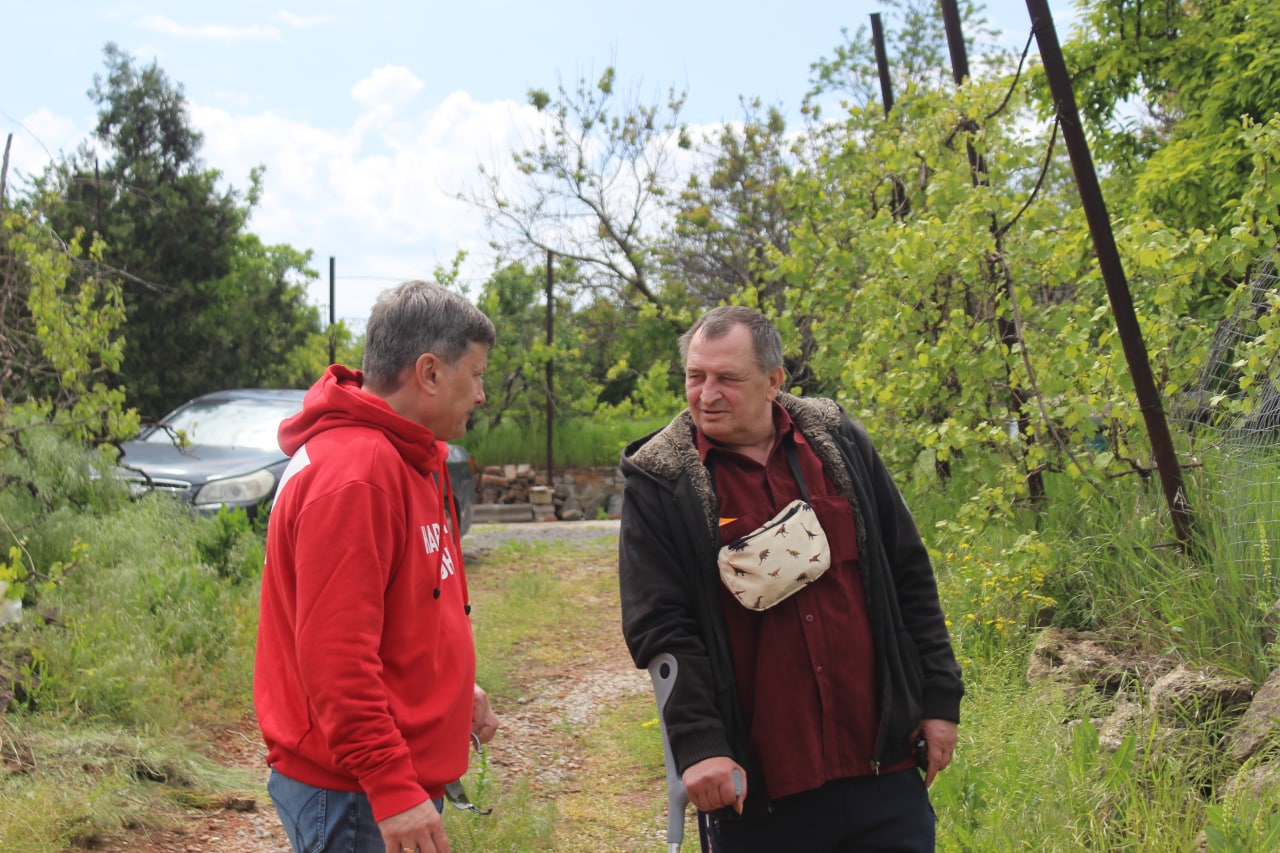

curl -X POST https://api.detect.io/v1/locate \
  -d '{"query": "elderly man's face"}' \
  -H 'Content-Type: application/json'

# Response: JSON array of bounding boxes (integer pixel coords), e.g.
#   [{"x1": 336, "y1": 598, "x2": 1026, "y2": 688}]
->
[{"x1": 685, "y1": 323, "x2": 784, "y2": 452}]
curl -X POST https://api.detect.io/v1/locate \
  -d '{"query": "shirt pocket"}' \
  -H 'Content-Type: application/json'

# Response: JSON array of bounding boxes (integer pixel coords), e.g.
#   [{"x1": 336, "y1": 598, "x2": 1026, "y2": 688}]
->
[{"x1": 807, "y1": 494, "x2": 859, "y2": 563}]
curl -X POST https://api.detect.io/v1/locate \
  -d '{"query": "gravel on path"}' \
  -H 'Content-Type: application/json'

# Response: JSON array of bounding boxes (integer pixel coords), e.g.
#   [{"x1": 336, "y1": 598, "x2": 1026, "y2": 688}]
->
[{"x1": 463, "y1": 519, "x2": 621, "y2": 550}]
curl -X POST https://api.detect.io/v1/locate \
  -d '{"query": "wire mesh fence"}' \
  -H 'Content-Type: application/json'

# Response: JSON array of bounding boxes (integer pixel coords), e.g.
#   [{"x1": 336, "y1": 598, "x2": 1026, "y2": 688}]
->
[{"x1": 1175, "y1": 251, "x2": 1280, "y2": 581}]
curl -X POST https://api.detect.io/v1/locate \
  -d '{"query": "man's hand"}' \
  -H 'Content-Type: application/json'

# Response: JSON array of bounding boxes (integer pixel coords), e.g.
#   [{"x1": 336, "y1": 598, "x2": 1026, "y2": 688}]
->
[
  {"x1": 379, "y1": 799, "x2": 449, "y2": 853},
  {"x1": 472, "y1": 684, "x2": 499, "y2": 745},
  {"x1": 914, "y1": 718, "x2": 958, "y2": 788},
  {"x1": 682, "y1": 756, "x2": 747, "y2": 814}
]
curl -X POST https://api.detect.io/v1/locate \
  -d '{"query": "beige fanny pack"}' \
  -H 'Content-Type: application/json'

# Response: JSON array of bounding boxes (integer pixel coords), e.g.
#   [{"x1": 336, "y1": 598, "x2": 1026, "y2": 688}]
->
[{"x1": 715, "y1": 442, "x2": 831, "y2": 611}]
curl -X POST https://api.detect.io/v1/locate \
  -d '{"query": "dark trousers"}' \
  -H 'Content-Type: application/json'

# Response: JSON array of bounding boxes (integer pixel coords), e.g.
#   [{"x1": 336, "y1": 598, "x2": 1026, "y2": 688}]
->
[{"x1": 701, "y1": 770, "x2": 935, "y2": 853}]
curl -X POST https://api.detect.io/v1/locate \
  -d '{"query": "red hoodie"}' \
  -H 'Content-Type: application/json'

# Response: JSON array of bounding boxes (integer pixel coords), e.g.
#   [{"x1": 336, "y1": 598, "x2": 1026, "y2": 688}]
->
[{"x1": 254, "y1": 365, "x2": 474, "y2": 822}]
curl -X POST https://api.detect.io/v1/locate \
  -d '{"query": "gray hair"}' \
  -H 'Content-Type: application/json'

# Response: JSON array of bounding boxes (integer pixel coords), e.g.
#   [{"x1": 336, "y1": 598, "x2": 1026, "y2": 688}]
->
[
  {"x1": 678, "y1": 305, "x2": 784, "y2": 373},
  {"x1": 362, "y1": 280, "x2": 496, "y2": 389}
]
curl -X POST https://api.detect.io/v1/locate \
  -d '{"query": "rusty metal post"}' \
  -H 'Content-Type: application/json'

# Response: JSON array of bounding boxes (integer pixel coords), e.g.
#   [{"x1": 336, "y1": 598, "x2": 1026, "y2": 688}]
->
[
  {"x1": 939, "y1": 0, "x2": 987, "y2": 184},
  {"x1": 1025, "y1": 0, "x2": 1194, "y2": 547}
]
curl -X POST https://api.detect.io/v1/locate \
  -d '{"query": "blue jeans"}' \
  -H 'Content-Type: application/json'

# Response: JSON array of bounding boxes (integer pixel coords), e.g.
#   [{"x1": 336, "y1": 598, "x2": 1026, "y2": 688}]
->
[
  {"x1": 701, "y1": 770, "x2": 935, "y2": 853},
  {"x1": 268, "y1": 768, "x2": 444, "y2": 853}
]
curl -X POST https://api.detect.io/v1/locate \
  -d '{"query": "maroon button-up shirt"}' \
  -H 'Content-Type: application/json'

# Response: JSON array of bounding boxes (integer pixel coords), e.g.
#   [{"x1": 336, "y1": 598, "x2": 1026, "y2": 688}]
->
[{"x1": 698, "y1": 403, "x2": 910, "y2": 799}]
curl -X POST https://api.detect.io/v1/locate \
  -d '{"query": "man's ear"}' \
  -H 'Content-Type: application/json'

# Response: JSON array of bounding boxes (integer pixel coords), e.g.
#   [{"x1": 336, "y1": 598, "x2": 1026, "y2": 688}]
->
[
  {"x1": 766, "y1": 365, "x2": 786, "y2": 400},
  {"x1": 413, "y1": 352, "x2": 443, "y2": 395}
]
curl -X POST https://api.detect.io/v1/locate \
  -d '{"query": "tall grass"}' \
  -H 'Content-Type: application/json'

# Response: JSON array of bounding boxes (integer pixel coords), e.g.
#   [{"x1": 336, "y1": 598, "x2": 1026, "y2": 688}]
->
[
  {"x1": 920, "y1": 449, "x2": 1280, "y2": 851},
  {"x1": 930, "y1": 647, "x2": 1222, "y2": 850},
  {"x1": 0, "y1": 433, "x2": 266, "y2": 850},
  {"x1": 0, "y1": 716, "x2": 257, "y2": 850},
  {"x1": 457, "y1": 415, "x2": 670, "y2": 468},
  {"x1": 20, "y1": 499, "x2": 261, "y2": 730}
]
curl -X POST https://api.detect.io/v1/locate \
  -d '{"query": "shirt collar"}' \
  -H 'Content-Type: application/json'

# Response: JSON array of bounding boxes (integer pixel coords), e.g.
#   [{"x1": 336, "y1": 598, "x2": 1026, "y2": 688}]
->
[{"x1": 695, "y1": 401, "x2": 796, "y2": 464}]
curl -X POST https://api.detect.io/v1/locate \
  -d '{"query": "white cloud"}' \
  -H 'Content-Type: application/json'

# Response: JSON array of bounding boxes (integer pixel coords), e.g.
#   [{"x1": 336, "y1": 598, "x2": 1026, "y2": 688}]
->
[
  {"x1": 190, "y1": 91, "x2": 544, "y2": 322},
  {"x1": 350, "y1": 67, "x2": 425, "y2": 110},
  {"x1": 272, "y1": 11, "x2": 338, "y2": 29},
  {"x1": 3, "y1": 109, "x2": 94, "y2": 188},
  {"x1": 8, "y1": 109, "x2": 83, "y2": 159},
  {"x1": 134, "y1": 14, "x2": 283, "y2": 42},
  {"x1": 8, "y1": 74, "x2": 556, "y2": 323}
]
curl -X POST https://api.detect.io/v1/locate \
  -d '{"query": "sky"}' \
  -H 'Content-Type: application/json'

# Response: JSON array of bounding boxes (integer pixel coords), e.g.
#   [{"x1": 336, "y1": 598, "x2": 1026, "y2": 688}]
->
[{"x1": 1, "y1": 0, "x2": 1080, "y2": 328}]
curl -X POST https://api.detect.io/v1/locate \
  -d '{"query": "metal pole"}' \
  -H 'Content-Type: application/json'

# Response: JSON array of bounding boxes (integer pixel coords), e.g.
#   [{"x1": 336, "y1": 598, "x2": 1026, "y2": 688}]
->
[
  {"x1": 0, "y1": 134, "x2": 11, "y2": 207},
  {"x1": 871, "y1": 14, "x2": 909, "y2": 218},
  {"x1": 940, "y1": 0, "x2": 1043, "y2": 500},
  {"x1": 1025, "y1": 0, "x2": 1194, "y2": 548},
  {"x1": 939, "y1": 0, "x2": 970, "y2": 83},
  {"x1": 870, "y1": 14, "x2": 895, "y2": 117},
  {"x1": 545, "y1": 250, "x2": 555, "y2": 488},
  {"x1": 328, "y1": 256, "x2": 336, "y2": 365},
  {"x1": 939, "y1": 0, "x2": 986, "y2": 184}
]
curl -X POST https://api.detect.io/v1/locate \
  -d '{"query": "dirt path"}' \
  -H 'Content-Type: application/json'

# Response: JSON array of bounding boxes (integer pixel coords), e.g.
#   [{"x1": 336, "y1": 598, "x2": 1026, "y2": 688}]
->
[{"x1": 87, "y1": 520, "x2": 660, "y2": 853}]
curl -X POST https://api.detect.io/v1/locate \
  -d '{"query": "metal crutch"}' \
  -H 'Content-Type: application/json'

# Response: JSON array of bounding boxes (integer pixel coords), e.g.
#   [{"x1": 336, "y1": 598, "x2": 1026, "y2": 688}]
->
[
  {"x1": 444, "y1": 732, "x2": 493, "y2": 815},
  {"x1": 647, "y1": 652, "x2": 690, "y2": 853}
]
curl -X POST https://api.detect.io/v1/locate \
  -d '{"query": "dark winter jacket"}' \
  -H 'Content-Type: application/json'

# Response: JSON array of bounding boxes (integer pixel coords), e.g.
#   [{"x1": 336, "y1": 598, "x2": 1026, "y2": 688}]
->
[{"x1": 618, "y1": 394, "x2": 963, "y2": 808}]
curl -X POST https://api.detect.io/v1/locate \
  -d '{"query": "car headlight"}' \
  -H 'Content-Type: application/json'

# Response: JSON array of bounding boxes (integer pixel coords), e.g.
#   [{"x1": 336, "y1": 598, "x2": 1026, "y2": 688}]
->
[{"x1": 193, "y1": 469, "x2": 276, "y2": 506}]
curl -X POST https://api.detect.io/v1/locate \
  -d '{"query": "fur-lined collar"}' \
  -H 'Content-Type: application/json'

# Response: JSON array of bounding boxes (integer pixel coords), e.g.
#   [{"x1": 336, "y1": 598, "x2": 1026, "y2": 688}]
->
[{"x1": 623, "y1": 393, "x2": 859, "y2": 534}]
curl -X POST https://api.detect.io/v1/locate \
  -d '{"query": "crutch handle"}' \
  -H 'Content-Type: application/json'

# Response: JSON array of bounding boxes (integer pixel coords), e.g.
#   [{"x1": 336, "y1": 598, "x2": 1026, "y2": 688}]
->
[{"x1": 647, "y1": 653, "x2": 690, "y2": 851}]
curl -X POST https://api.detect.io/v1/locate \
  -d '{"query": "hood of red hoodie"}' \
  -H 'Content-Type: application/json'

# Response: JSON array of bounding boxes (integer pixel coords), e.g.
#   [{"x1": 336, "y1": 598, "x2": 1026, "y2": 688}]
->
[{"x1": 278, "y1": 365, "x2": 445, "y2": 476}]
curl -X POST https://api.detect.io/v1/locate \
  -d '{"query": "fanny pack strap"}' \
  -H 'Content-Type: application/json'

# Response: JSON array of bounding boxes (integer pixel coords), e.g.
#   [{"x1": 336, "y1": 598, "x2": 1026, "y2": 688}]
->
[{"x1": 783, "y1": 441, "x2": 809, "y2": 503}]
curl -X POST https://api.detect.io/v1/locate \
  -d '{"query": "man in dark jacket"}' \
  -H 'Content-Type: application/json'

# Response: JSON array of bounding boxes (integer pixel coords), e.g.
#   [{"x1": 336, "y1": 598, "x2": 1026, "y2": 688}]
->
[{"x1": 619, "y1": 306, "x2": 963, "y2": 852}]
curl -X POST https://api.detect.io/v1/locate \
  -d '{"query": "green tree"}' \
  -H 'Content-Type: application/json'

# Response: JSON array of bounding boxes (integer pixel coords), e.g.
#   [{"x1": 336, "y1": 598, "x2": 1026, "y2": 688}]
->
[
  {"x1": 0, "y1": 207, "x2": 137, "y2": 445},
  {"x1": 0, "y1": 201, "x2": 140, "y2": 609},
  {"x1": 659, "y1": 99, "x2": 826, "y2": 386},
  {"x1": 1054, "y1": 0, "x2": 1280, "y2": 444},
  {"x1": 663, "y1": 100, "x2": 793, "y2": 306},
  {"x1": 36, "y1": 43, "x2": 322, "y2": 417},
  {"x1": 661, "y1": 2, "x2": 1012, "y2": 392},
  {"x1": 187, "y1": 234, "x2": 325, "y2": 390},
  {"x1": 781, "y1": 50, "x2": 1229, "y2": 529},
  {"x1": 472, "y1": 261, "x2": 604, "y2": 430},
  {"x1": 467, "y1": 67, "x2": 690, "y2": 320},
  {"x1": 1062, "y1": 0, "x2": 1280, "y2": 248},
  {"x1": 572, "y1": 288, "x2": 683, "y2": 411}
]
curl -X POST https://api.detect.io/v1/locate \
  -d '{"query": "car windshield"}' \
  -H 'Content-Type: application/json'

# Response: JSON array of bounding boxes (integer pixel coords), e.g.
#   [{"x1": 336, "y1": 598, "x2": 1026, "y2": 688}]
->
[{"x1": 142, "y1": 398, "x2": 301, "y2": 450}]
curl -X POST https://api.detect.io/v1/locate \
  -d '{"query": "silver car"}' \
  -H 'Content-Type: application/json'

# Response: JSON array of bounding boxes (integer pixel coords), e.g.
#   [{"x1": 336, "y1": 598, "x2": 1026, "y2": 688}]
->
[{"x1": 118, "y1": 389, "x2": 476, "y2": 534}]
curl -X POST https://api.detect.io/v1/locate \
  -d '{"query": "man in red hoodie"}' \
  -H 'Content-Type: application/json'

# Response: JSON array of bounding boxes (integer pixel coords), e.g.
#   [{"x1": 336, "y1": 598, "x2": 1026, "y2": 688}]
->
[{"x1": 255, "y1": 280, "x2": 498, "y2": 853}]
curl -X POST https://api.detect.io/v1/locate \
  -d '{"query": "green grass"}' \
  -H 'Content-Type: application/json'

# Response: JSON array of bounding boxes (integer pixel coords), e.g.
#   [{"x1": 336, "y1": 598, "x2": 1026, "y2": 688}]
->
[
  {"x1": 457, "y1": 415, "x2": 669, "y2": 467},
  {"x1": 456, "y1": 537, "x2": 631, "y2": 852},
  {"x1": 918, "y1": 449, "x2": 1280, "y2": 851},
  {"x1": 0, "y1": 471, "x2": 265, "y2": 851},
  {"x1": 932, "y1": 650, "x2": 1216, "y2": 851}
]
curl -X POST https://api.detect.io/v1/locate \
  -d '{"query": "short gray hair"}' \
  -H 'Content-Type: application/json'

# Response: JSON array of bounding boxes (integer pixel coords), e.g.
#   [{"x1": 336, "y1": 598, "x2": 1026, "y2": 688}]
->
[
  {"x1": 362, "y1": 280, "x2": 496, "y2": 389},
  {"x1": 678, "y1": 305, "x2": 784, "y2": 373}
]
